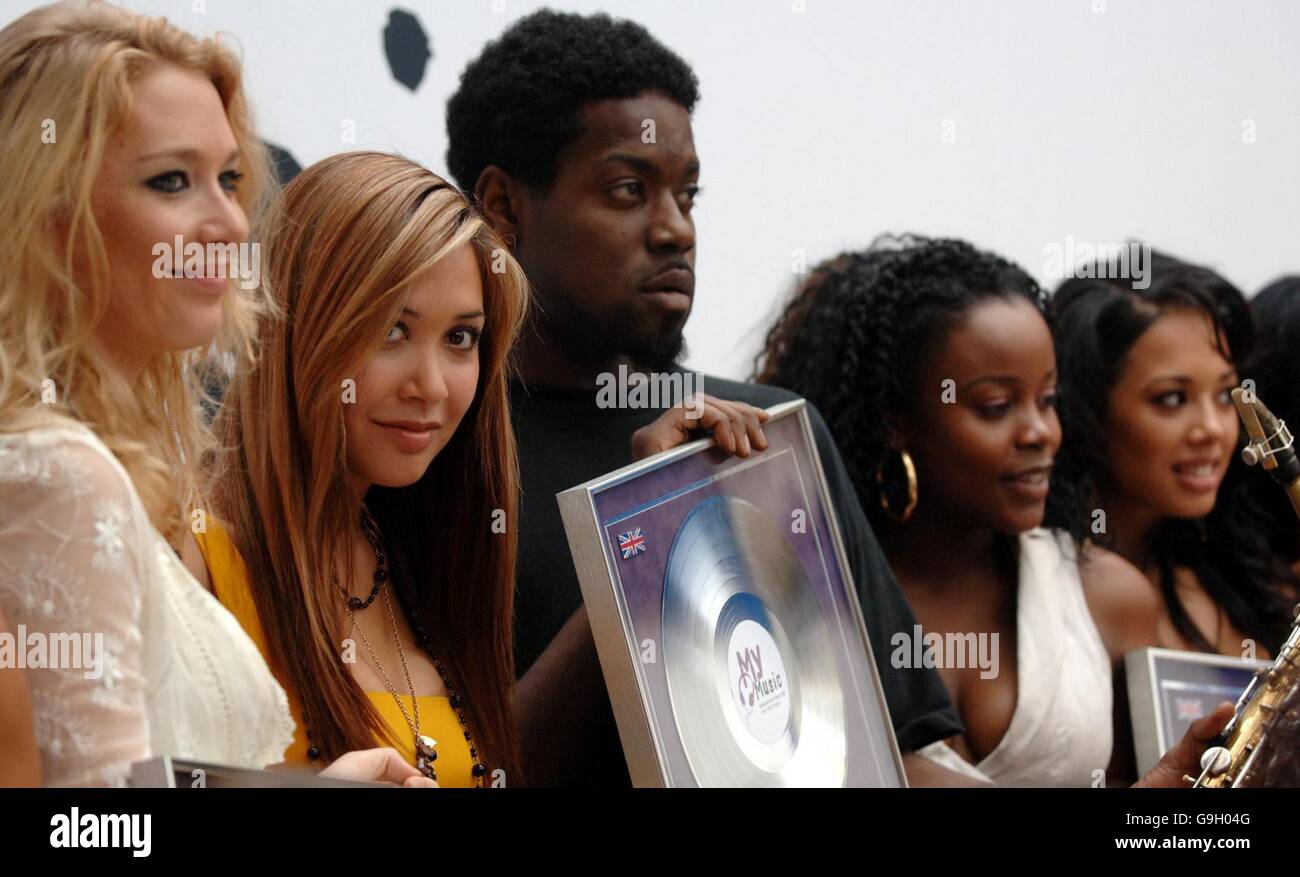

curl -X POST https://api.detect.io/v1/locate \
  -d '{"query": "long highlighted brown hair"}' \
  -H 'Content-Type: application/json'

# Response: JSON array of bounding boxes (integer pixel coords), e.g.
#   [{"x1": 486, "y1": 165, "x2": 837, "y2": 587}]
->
[{"x1": 206, "y1": 151, "x2": 527, "y2": 780}]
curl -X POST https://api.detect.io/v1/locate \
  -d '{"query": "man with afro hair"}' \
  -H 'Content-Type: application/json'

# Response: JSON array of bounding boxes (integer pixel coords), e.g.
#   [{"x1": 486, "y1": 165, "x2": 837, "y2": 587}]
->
[{"x1": 446, "y1": 9, "x2": 966, "y2": 787}]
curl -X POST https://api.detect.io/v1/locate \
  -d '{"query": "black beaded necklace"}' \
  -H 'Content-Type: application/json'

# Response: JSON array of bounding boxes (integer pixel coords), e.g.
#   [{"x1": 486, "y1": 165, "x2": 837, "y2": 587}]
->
[{"x1": 304, "y1": 509, "x2": 487, "y2": 786}]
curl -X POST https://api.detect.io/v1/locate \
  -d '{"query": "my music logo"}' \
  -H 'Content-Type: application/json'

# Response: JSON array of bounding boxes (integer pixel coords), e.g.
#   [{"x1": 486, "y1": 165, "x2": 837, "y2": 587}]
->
[
  {"x1": 736, "y1": 644, "x2": 783, "y2": 705},
  {"x1": 727, "y1": 619, "x2": 791, "y2": 744}
]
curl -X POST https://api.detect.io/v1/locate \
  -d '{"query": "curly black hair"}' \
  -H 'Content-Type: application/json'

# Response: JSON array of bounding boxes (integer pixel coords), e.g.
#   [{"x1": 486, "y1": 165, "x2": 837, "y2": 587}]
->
[
  {"x1": 754, "y1": 234, "x2": 1046, "y2": 524},
  {"x1": 445, "y1": 9, "x2": 700, "y2": 194},
  {"x1": 1045, "y1": 251, "x2": 1295, "y2": 654},
  {"x1": 1248, "y1": 276, "x2": 1300, "y2": 565}
]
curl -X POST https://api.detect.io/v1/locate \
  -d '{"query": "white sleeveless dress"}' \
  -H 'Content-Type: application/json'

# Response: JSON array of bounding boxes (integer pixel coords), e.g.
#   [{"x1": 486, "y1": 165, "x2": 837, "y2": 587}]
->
[
  {"x1": 0, "y1": 424, "x2": 295, "y2": 786},
  {"x1": 916, "y1": 528, "x2": 1112, "y2": 786}
]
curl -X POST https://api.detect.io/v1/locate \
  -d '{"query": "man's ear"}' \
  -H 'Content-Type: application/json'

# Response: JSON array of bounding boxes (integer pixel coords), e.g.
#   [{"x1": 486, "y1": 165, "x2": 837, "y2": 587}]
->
[{"x1": 474, "y1": 165, "x2": 524, "y2": 250}]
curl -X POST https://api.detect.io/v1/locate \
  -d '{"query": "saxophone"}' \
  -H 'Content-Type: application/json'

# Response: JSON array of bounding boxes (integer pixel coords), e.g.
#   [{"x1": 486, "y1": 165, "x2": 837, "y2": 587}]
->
[{"x1": 1190, "y1": 389, "x2": 1300, "y2": 788}]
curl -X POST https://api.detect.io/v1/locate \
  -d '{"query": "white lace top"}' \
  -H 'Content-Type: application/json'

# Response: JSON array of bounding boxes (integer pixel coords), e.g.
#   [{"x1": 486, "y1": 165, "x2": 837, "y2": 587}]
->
[
  {"x1": 916, "y1": 528, "x2": 1113, "y2": 787},
  {"x1": 0, "y1": 423, "x2": 295, "y2": 786}
]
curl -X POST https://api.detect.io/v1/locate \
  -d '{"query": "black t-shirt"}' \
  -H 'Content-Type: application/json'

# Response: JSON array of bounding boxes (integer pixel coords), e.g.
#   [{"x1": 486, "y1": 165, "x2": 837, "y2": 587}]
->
[{"x1": 510, "y1": 371, "x2": 962, "y2": 785}]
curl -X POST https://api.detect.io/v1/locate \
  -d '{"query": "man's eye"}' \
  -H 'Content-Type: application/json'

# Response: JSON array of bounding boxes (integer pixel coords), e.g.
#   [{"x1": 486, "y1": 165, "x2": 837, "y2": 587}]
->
[
  {"x1": 147, "y1": 171, "x2": 188, "y2": 193},
  {"x1": 613, "y1": 181, "x2": 643, "y2": 201}
]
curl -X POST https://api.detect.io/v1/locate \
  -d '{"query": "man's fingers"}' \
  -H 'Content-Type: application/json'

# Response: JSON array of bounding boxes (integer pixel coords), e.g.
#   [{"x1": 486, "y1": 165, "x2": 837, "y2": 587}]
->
[
  {"x1": 708, "y1": 404, "x2": 737, "y2": 454},
  {"x1": 1190, "y1": 701, "x2": 1236, "y2": 742},
  {"x1": 630, "y1": 394, "x2": 771, "y2": 461},
  {"x1": 728, "y1": 411, "x2": 751, "y2": 457},
  {"x1": 1133, "y1": 701, "x2": 1235, "y2": 788},
  {"x1": 743, "y1": 407, "x2": 769, "y2": 451}
]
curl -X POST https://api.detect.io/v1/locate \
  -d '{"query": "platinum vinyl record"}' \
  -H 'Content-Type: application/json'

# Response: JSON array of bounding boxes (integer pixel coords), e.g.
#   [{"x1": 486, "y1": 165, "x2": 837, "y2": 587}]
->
[
  {"x1": 559, "y1": 400, "x2": 905, "y2": 787},
  {"x1": 662, "y1": 495, "x2": 847, "y2": 786}
]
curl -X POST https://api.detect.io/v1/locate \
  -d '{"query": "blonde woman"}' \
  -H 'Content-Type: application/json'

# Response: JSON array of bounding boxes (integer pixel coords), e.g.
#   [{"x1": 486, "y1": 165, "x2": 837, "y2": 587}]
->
[{"x1": 0, "y1": 0, "x2": 429, "y2": 787}]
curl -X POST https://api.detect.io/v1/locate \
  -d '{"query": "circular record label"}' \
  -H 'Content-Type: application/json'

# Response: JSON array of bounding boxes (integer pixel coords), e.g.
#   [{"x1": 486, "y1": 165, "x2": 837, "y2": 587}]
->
[{"x1": 725, "y1": 618, "x2": 792, "y2": 745}]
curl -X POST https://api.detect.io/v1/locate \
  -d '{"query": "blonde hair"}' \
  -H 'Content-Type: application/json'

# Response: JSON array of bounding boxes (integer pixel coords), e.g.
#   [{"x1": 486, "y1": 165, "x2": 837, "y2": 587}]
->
[
  {"x1": 0, "y1": 0, "x2": 272, "y2": 545},
  {"x1": 206, "y1": 151, "x2": 529, "y2": 778}
]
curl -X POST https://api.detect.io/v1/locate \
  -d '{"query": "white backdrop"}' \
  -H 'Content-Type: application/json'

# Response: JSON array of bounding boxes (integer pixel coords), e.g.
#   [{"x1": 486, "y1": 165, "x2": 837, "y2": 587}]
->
[{"x1": 5, "y1": 0, "x2": 1297, "y2": 380}]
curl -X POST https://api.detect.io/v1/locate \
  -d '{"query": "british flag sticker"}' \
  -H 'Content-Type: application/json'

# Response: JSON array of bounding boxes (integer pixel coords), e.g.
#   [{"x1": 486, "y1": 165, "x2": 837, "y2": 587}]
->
[
  {"x1": 618, "y1": 527, "x2": 647, "y2": 559},
  {"x1": 1175, "y1": 697, "x2": 1205, "y2": 722}
]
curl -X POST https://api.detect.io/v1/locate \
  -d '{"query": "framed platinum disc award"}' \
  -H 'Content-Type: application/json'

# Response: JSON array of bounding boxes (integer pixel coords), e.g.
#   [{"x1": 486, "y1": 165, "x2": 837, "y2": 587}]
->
[
  {"x1": 558, "y1": 400, "x2": 905, "y2": 787},
  {"x1": 1125, "y1": 647, "x2": 1268, "y2": 776}
]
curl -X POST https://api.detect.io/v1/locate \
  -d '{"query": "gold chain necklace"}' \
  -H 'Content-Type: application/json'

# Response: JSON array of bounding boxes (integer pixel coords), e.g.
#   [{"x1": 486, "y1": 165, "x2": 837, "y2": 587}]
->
[
  {"x1": 348, "y1": 585, "x2": 438, "y2": 780},
  {"x1": 311, "y1": 509, "x2": 486, "y2": 786}
]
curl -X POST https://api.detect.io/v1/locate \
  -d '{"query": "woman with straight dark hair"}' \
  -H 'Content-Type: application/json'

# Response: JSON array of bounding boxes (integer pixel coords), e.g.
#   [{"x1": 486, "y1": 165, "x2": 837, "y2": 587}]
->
[{"x1": 1047, "y1": 251, "x2": 1296, "y2": 659}]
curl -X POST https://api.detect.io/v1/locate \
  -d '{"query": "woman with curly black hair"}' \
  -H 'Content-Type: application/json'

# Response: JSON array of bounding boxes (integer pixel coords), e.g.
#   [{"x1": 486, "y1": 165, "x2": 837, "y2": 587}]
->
[
  {"x1": 1046, "y1": 253, "x2": 1296, "y2": 659},
  {"x1": 756, "y1": 234, "x2": 1159, "y2": 786}
]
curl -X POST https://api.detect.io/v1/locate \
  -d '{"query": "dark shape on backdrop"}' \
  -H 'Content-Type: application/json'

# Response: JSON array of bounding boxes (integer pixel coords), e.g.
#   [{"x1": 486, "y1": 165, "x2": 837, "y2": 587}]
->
[{"x1": 384, "y1": 9, "x2": 432, "y2": 91}]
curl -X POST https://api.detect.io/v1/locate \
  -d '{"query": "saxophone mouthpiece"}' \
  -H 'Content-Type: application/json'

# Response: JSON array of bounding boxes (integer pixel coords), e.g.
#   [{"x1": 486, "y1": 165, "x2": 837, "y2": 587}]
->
[
  {"x1": 1231, "y1": 387, "x2": 1266, "y2": 444},
  {"x1": 1253, "y1": 395, "x2": 1285, "y2": 436}
]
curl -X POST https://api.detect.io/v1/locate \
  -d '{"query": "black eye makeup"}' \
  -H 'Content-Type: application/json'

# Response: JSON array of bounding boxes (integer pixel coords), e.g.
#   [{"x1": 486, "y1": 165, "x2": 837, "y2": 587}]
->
[
  {"x1": 146, "y1": 170, "x2": 189, "y2": 193},
  {"x1": 145, "y1": 168, "x2": 243, "y2": 194}
]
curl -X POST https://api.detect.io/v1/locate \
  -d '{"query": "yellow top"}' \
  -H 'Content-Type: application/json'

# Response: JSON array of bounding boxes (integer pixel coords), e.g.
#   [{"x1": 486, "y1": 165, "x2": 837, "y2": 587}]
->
[{"x1": 194, "y1": 521, "x2": 477, "y2": 787}]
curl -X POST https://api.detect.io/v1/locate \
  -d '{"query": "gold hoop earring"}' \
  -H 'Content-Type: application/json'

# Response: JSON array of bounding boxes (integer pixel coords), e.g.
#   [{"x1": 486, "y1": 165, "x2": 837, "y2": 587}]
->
[{"x1": 876, "y1": 449, "x2": 918, "y2": 523}]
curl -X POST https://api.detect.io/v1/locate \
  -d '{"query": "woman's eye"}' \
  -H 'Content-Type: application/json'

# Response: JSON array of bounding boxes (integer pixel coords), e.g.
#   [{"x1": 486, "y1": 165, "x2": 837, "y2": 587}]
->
[
  {"x1": 147, "y1": 171, "x2": 188, "y2": 193},
  {"x1": 1153, "y1": 390, "x2": 1185, "y2": 409},
  {"x1": 1039, "y1": 391, "x2": 1060, "y2": 410},
  {"x1": 977, "y1": 401, "x2": 1012, "y2": 418},
  {"x1": 385, "y1": 322, "x2": 408, "y2": 344},
  {"x1": 449, "y1": 326, "x2": 482, "y2": 350},
  {"x1": 1216, "y1": 388, "x2": 1235, "y2": 405},
  {"x1": 220, "y1": 170, "x2": 245, "y2": 192}
]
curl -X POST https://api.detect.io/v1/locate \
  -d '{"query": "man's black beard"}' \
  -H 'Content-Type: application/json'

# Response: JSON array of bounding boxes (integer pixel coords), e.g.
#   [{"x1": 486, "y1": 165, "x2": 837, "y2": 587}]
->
[
  {"x1": 626, "y1": 325, "x2": 688, "y2": 374},
  {"x1": 541, "y1": 299, "x2": 689, "y2": 376}
]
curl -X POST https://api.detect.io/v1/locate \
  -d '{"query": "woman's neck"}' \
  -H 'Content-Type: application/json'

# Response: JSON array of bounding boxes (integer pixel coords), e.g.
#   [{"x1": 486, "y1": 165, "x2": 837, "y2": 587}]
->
[
  {"x1": 878, "y1": 503, "x2": 1003, "y2": 593},
  {"x1": 89, "y1": 331, "x2": 148, "y2": 386},
  {"x1": 1097, "y1": 488, "x2": 1160, "y2": 573}
]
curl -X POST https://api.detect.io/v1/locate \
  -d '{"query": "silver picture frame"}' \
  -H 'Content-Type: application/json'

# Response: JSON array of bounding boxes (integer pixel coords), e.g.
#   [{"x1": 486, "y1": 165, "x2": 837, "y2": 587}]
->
[
  {"x1": 558, "y1": 399, "x2": 905, "y2": 787},
  {"x1": 1124, "y1": 647, "x2": 1268, "y2": 775}
]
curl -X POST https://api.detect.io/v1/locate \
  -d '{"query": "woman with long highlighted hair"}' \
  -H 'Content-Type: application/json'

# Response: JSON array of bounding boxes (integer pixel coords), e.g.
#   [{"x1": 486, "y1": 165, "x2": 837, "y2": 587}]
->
[
  {"x1": 191, "y1": 150, "x2": 771, "y2": 786},
  {"x1": 193, "y1": 151, "x2": 530, "y2": 786}
]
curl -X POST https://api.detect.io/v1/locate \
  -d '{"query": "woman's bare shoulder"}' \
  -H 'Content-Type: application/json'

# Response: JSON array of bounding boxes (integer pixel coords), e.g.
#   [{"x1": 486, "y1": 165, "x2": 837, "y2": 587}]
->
[{"x1": 1079, "y1": 543, "x2": 1163, "y2": 659}]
